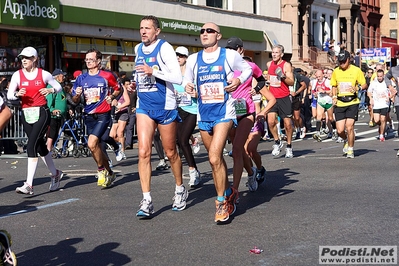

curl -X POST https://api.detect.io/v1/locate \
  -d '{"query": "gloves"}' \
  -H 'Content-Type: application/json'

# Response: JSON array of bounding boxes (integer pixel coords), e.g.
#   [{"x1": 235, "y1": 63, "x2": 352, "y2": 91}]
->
[{"x1": 275, "y1": 67, "x2": 285, "y2": 79}]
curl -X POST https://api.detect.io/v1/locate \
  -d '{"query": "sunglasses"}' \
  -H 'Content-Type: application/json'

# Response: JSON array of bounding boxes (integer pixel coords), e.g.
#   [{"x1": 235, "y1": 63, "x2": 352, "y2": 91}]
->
[
  {"x1": 176, "y1": 53, "x2": 187, "y2": 58},
  {"x1": 200, "y1": 28, "x2": 219, "y2": 35},
  {"x1": 20, "y1": 56, "x2": 34, "y2": 60},
  {"x1": 368, "y1": 71, "x2": 373, "y2": 74}
]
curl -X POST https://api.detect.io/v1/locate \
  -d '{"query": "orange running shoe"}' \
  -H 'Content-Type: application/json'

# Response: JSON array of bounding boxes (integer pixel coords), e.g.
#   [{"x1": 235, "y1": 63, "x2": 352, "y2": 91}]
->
[
  {"x1": 215, "y1": 200, "x2": 229, "y2": 223},
  {"x1": 225, "y1": 187, "x2": 239, "y2": 209}
]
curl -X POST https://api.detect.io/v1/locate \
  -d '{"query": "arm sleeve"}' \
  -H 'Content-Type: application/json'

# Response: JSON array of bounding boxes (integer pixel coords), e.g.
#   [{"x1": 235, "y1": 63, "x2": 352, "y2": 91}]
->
[
  {"x1": 152, "y1": 42, "x2": 182, "y2": 85},
  {"x1": 182, "y1": 54, "x2": 197, "y2": 87},
  {"x1": 7, "y1": 72, "x2": 20, "y2": 100},
  {"x1": 43, "y1": 71, "x2": 62, "y2": 93},
  {"x1": 226, "y1": 50, "x2": 252, "y2": 84}
]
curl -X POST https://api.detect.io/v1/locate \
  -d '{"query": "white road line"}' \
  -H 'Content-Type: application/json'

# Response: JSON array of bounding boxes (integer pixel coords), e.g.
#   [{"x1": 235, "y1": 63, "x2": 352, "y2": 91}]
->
[{"x1": 0, "y1": 198, "x2": 79, "y2": 219}]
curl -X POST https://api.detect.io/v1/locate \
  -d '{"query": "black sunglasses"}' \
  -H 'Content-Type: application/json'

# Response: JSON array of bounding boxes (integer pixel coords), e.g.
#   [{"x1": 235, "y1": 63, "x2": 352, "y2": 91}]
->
[{"x1": 200, "y1": 28, "x2": 219, "y2": 35}]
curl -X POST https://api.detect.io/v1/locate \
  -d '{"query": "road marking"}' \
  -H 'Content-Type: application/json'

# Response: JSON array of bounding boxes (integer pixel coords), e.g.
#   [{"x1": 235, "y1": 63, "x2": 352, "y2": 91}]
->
[{"x1": 0, "y1": 198, "x2": 79, "y2": 219}]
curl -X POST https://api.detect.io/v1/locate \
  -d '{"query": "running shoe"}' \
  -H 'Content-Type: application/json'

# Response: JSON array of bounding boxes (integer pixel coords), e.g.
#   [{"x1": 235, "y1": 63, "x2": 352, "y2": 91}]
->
[
  {"x1": 300, "y1": 127, "x2": 306, "y2": 139},
  {"x1": 380, "y1": 136, "x2": 385, "y2": 142},
  {"x1": 114, "y1": 142, "x2": 122, "y2": 157},
  {"x1": 103, "y1": 171, "x2": 117, "y2": 188},
  {"x1": 188, "y1": 169, "x2": 201, "y2": 188},
  {"x1": 214, "y1": 199, "x2": 234, "y2": 223},
  {"x1": 108, "y1": 160, "x2": 113, "y2": 169},
  {"x1": 16, "y1": 182, "x2": 33, "y2": 195},
  {"x1": 313, "y1": 132, "x2": 322, "y2": 142},
  {"x1": 191, "y1": 137, "x2": 201, "y2": 154},
  {"x1": 343, "y1": 142, "x2": 349, "y2": 154},
  {"x1": 332, "y1": 130, "x2": 338, "y2": 141},
  {"x1": 346, "y1": 150, "x2": 354, "y2": 158},
  {"x1": 0, "y1": 230, "x2": 17, "y2": 266},
  {"x1": 115, "y1": 150, "x2": 124, "y2": 162},
  {"x1": 369, "y1": 120, "x2": 376, "y2": 127},
  {"x1": 49, "y1": 169, "x2": 64, "y2": 191},
  {"x1": 136, "y1": 199, "x2": 154, "y2": 217},
  {"x1": 271, "y1": 142, "x2": 283, "y2": 156},
  {"x1": 96, "y1": 169, "x2": 109, "y2": 187},
  {"x1": 336, "y1": 137, "x2": 345, "y2": 143},
  {"x1": 172, "y1": 185, "x2": 188, "y2": 211},
  {"x1": 256, "y1": 166, "x2": 267, "y2": 185},
  {"x1": 397, "y1": 150, "x2": 399, "y2": 157},
  {"x1": 246, "y1": 167, "x2": 258, "y2": 192},
  {"x1": 156, "y1": 159, "x2": 168, "y2": 170},
  {"x1": 285, "y1": 147, "x2": 294, "y2": 158},
  {"x1": 225, "y1": 187, "x2": 239, "y2": 206}
]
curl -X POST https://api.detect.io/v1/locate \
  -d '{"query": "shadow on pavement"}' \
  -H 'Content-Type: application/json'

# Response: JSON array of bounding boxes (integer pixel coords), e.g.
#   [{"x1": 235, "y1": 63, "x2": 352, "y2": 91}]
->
[{"x1": 16, "y1": 238, "x2": 131, "y2": 266}]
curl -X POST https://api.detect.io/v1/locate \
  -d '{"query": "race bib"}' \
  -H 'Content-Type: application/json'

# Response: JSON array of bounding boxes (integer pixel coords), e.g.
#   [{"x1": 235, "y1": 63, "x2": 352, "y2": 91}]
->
[
  {"x1": 23, "y1": 107, "x2": 40, "y2": 124},
  {"x1": 176, "y1": 92, "x2": 192, "y2": 107},
  {"x1": 199, "y1": 82, "x2": 224, "y2": 104},
  {"x1": 269, "y1": 75, "x2": 281, "y2": 87},
  {"x1": 84, "y1": 87, "x2": 101, "y2": 104},
  {"x1": 338, "y1": 82, "x2": 352, "y2": 94},
  {"x1": 235, "y1": 98, "x2": 247, "y2": 116},
  {"x1": 137, "y1": 72, "x2": 158, "y2": 92}
]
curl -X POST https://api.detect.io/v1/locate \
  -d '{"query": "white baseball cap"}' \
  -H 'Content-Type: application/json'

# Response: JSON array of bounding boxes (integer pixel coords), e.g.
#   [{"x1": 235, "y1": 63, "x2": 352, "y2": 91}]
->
[
  {"x1": 18, "y1": 46, "x2": 38, "y2": 58},
  {"x1": 175, "y1": 46, "x2": 189, "y2": 57}
]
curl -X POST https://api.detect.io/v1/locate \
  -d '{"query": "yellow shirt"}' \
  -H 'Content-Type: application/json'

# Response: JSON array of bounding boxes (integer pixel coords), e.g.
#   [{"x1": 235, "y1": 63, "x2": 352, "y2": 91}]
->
[{"x1": 330, "y1": 65, "x2": 366, "y2": 107}]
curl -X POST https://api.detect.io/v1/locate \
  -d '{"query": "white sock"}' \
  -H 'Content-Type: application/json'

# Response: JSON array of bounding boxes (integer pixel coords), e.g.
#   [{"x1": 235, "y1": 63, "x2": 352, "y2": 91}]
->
[
  {"x1": 143, "y1": 192, "x2": 151, "y2": 202},
  {"x1": 41, "y1": 152, "x2": 57, "y2": 176},
  {"x1": 175, "y1": 184, "x2": 184, "y2": 192},
  {"x1": 26, "y1": 158, "x2": 39, "y2": 186}
]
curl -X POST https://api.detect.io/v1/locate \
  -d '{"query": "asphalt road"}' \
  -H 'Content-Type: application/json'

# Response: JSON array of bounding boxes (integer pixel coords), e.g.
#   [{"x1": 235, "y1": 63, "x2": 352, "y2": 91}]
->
[{"x1": 1, "y1": 112, "x2": 398, "y2": 266}]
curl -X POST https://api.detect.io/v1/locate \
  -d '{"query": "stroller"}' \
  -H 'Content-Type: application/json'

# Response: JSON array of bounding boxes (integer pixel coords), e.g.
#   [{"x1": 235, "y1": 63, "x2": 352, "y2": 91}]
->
[{"x1": 52, "y1": 112, "x2": 90, "y2": 158}]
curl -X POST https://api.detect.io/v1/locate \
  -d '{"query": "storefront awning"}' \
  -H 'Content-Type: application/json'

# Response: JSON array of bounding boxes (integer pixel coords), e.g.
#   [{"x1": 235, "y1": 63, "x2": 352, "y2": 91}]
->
[{"x1": 264, "y1": 31, "x2": 280, "y2": 47}]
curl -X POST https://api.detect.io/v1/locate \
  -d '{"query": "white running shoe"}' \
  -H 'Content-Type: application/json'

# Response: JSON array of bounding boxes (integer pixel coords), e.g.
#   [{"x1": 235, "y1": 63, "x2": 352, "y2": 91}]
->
[
  {"x1": 188, "y1": 169, "x2": 201, "y2": 188},
  {"x1": 191, "y1": 137, "x2": 201, "y2": 154},
  {"x1": 49, "y1": 170, "x2": 64, "y2": 191},
  {"x1": 115, "y1": 151, "x2": 125, "y2": 162},
  {"x1": 285, "y1": 147, "x2": 294, "y2": 158},
  {"x1": 156, "y1": 159, "x2": 169, "y2": 170},
  {"x1": 172, "y1": 185, "x2": 189, "y2": 211},
  {"x1": 136, "y1": 199, "x2": 154, "y2": 217},
  {"x1": 299, "y1": 127, "x2": 306, "y2": 139},
  {"x1": 246, "y1": 167, "x2": 258, "y2": 192},
  {"x1": 271, "y1": 142, "x2": 283, "y2": 156},
  {"x1": 16, "y1": 182, "x2": 33, "y2": 195}
]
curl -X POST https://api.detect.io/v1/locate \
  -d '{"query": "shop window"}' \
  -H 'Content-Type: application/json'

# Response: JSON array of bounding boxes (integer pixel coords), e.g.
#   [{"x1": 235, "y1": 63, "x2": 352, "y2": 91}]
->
[
  {"x1": 206, "y1": 0, "x2": 226, "y2": 9},
  {"x1": 390, "y1": 30, "x2": 397, "y2": 39},
  {"x1": 95, "y1": 39, "x2": 105, "y2": 52},
  {"x1": 77, "y1": 37, "x2": 92, "y2": 53}
]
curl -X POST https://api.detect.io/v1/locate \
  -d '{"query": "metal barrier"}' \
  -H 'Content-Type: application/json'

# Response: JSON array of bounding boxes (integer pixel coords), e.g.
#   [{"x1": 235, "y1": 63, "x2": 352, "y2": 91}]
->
[{"x1": 1, "y1": 106, "x2": 27, "y2": 141}]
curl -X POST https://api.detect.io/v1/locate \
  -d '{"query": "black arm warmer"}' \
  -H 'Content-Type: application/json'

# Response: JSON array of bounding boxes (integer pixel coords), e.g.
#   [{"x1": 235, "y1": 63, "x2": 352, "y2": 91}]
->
[{"x1": 254, "y1": 75, "x2": 266, "y2": 93}]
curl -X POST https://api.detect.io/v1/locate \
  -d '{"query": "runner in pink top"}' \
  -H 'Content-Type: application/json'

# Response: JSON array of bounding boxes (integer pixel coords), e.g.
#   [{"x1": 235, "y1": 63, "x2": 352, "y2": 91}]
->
[{"x1": 225, "y1": 37, "x2": 268, "y2": 198}]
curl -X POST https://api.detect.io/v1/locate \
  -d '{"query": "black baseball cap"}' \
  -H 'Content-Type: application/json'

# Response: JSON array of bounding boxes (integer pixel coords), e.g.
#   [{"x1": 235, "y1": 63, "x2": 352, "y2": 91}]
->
[
  {"x1": 226, "y1": 37, "x2": 243, "y2": 50},
  {"x1": 337, "y1": 50, "x2": 350, "y2": 62}
]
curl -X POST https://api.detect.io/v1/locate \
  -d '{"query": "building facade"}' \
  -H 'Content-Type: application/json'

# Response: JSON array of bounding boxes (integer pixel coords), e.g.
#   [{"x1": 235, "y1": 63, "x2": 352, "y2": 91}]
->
[{"x1": 0, "y1": 0, "x2": 292, "y2": 77}]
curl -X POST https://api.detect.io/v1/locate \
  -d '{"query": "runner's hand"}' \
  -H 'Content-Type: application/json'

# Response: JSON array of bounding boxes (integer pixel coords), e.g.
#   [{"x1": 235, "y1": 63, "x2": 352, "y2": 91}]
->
[{"x1": 225, "y1": 77, "x2": 240, "y2": 92}]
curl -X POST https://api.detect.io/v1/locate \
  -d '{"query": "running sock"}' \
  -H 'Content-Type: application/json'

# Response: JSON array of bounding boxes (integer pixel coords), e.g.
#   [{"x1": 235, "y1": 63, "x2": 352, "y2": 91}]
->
[
  {"x1": 287, "y1": 144, "x2": 292, "y2": 148},
  {"x1": 98, "y1": 166, "x2": 105, "y2": 171},
  {"x1": 26, "y1": 157, "x2": 39, "y2": 186},
  {"x1": 175, "y1": 184, "x2": 184, "y2": 192},
  {"x1": 41, "y1": 152, "x2": 57, "y2": 176},
  {"x1": 348, "y1": 147, "x2": 354, "y2": 151},
  {"x1": 275, "y1": 139, "x2": 281, "y2": 145},
  {"x1": 331, "y1": 120, "x2": 336, "y2": 129},
  {"x1": 143, "y1": 192, "x2": 151, "y2": 202},
  {"x1": 316, "y1": 120, "x2": 321, "y2": 132},
  {"x1": 224, "y1": 187, "x2": 232, "y2": 197},
  {"x1": 217, "y1": 196, "x2": 225, "y2": 202}
]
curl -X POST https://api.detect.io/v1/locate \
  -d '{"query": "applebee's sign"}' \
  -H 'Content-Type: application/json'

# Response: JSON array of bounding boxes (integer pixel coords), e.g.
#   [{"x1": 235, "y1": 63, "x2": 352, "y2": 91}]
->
[{"x1": 1, "y1": 0, "x2": 60, "y2": 29}]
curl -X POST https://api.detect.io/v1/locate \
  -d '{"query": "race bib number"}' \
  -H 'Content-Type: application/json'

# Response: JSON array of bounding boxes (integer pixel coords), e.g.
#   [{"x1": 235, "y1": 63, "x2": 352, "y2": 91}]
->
[
  {"x1": 199, "y1": 82, "x2": 224, "y2": 104},
  {"x1": 176, "y1": 92, "x2": 192, "y2": 107},
  {"x1": 137, "y1": 72, "x2": 158, "y2": 92},
  {"x1": 269, "y1": 75, "x2": 281, "y2": 87},
  {"x1": 23, "y1": 107, "x2": 40, "y2": 124},
  {"x1": 235, "y1": 98, "x2": 247, "y2": 116},
  {"x1": 84, "y1": 87, "x2": 101, "y2": 104},
  {"x1": 338, "y1": 82, "x2": 352, "y2": 94}
]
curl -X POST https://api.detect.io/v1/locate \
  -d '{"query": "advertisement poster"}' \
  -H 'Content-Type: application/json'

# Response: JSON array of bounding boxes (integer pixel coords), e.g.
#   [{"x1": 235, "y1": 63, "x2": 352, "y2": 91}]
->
[{"x1": 361, "y1": 47, "x2": 391, "y2": 64}]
